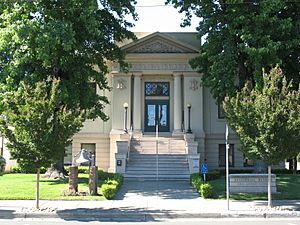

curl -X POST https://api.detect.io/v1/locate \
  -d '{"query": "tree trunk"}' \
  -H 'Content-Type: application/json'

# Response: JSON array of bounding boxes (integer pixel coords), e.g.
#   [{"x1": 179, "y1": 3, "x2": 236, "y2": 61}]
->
[
  {"x1": 36, "y1": 168, "x2": 40, "y2": 209},
  {"x1": 268, "y1": 165, "x2": 272, "y2": 208},
  {"x1": 43, "y1": 157, "x2": 68, "y2": 179},
  {"x1": 293, "y1": 156, "x2": 297, "y2": 175}
]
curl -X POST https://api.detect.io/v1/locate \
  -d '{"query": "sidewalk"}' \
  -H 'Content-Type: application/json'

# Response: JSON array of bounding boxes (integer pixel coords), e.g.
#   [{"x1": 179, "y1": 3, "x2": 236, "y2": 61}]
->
[{"x1": 1, "y1": 180, "x2": 300, "y2": 221}]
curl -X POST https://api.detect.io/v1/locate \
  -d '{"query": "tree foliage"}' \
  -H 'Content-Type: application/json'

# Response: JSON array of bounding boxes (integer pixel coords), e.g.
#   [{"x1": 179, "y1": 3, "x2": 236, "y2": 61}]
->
[
  {"x1": 0, "y1": 0, "x2": 137, "y2": 168},
  {"x1": 0, "y1": 0, "x2": 137, "y2": 119},
  {"x1": 0, "y1": 78, "x2": 84, "y2": 169},
  {"x1": 167, "y1": 0, "x2": 300, "y2": 101},
  {"x1": 223, "y1": 66, "x2": 300, "y2": 165}
]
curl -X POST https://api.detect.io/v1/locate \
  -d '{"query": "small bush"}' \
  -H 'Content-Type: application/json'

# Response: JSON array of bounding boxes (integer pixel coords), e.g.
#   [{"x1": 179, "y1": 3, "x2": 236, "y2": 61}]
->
[
  {"x1": 100, "y1": 173, "x2": 124, "y2": 200},
  {"x1": 205, "y1": 170, "x2": 221, "y2": 181},
  {"x1": 98, "y1": 170, "x2": 115, "y2": 180},
  {"x1": 78, "y1": 166, "x2": 89, "y2": 174},
  {"x1": 10, "y1": 164, "x2": 47, "y2": 174},
  {"x1": 272, "y1": 169, "x2": 299, "y2": 175},
  {"x1": 10, "y1": 166, "x2": 21, "y2": 173},
  {"x1": 200, "y1": 183, "x2": 213, "y2": 198},
  {"x1": 64, "y1": 166, "x2": 89, "y2": 174},
  {"x1": 101, "y1": 183, "x2": 117, "y2": 200},
  {"x1": 190, "y1": 173, "x2": 203, "y2": 192}
]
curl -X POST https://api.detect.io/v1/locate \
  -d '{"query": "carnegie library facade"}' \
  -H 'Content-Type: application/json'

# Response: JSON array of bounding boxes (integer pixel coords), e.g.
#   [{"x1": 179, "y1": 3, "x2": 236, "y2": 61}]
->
[{"x1": 69, "y1": 32, "x2": 249, "y2": 179}]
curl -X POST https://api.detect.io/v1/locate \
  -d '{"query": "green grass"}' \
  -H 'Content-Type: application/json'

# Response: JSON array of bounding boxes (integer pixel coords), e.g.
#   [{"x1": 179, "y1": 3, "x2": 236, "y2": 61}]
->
[
  {"x1": 209, "y1": 174, "x2": 300, "y2": 200},
  {"x1": 0, "y1": 173, "x2": 105, "y2": 200}
]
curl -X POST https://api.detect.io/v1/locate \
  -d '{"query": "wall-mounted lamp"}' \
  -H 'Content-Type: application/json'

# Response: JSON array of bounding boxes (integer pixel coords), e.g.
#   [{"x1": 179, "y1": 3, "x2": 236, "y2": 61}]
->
[
  {"x1": 187, "y1": 103, "x2": 192, "y2": 133},
  {"x1": 123, "y1": 102, "x2": 128, "y2": 133}
]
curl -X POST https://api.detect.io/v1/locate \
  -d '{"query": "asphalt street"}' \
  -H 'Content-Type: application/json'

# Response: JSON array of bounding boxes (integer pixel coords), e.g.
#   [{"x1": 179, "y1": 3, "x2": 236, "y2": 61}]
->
[{"x1": 1, "y1": 218, "x2": 300, "y2": 225}]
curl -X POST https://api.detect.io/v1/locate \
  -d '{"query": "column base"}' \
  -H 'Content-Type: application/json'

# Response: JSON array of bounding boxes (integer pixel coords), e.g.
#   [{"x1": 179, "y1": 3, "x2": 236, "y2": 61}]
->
[
  {"x1": 132, "y1": 129, "x2": 143, "y2": 138},
  {"x1": 172, "y1": 130, "x2": 184, "y2": 137}
]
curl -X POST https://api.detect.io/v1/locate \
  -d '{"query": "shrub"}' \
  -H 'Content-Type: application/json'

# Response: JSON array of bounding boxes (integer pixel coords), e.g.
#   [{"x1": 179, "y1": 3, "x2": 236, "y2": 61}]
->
[
  {"x1": 101, "y1": 183, "x2": 117, "y2": 200},
  {"x1": 190, "y1": 173, "x2": 203, "y2": 192},
  {"x1": 10, "y1": 164, "x2": 47, "y2": 174},
  {"x1": 200, "y1": 183, "x2": 213, "y2": 198},
  {"x1": 0, "y1": 156, "x2": 5, "y2": 174},
  {"x1": 98, "y1": 170, "x2": 115, "y2": 180},
  {"x1": 205, "y1": 170, "x2": 221, "y2": 181},
  {"x1": 272, "y1": 169, "x2": 298, "y2": 175},
  {"x1": 10, "y1": 166, "x2": 21, "y2": 173},
  {"x1": 100, "y1": 173, "x2": 123, "y2": 200}
]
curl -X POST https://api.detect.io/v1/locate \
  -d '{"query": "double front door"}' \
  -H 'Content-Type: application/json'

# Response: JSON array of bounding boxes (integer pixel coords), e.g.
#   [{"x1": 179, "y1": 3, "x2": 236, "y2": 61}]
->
[{"x1": 145, "y1": 100, "x2": 169, "y2": 132}]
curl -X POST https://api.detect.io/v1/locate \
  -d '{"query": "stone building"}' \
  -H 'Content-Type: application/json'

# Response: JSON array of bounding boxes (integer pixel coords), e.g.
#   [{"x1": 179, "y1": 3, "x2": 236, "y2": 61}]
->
[{"x1": 68, "y1": 32, "x2": 253, "y2": 179}]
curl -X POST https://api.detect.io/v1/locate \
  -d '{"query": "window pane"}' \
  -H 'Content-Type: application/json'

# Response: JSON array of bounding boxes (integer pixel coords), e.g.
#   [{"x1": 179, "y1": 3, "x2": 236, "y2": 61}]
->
[
  {"x1": 218, "y1": 102, "x2": 225, "y2": 119},
  {"x1": 81, "y1": 143, "x2": 96, "y2": 155},
  {"x1": 145, "y1": 82, "x2": 169, "y2": 96},
  {"x1": 219, "y1": 144, "x2": 234, "y2": 167},
  {"x1": 147, "y1": 105, "x2": 156, "y2": 126}
]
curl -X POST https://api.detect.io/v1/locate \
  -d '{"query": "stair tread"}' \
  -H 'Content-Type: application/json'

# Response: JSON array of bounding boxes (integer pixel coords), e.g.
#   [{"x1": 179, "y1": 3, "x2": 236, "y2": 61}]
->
[{"x1": 126, "y1": 136, "x2": 190, "y2": 179}]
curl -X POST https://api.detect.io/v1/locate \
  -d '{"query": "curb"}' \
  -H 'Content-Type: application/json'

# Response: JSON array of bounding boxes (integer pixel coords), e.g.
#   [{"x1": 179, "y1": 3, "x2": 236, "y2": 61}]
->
[{"x1": 1, "y1": 211, "x2": 300, "y2": 221}]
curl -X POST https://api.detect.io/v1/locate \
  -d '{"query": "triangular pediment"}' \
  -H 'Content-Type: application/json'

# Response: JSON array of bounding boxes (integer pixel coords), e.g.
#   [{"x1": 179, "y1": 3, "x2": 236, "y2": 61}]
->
[{"x1": 122, "y1": 32, "x2": 199, "y2": 54}]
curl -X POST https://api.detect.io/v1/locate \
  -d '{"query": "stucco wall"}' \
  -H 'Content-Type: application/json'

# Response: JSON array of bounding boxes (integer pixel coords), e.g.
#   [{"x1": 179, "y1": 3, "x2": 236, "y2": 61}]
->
[{"x1": 72, "y1": 133, "x2": 110, "y2": 171}]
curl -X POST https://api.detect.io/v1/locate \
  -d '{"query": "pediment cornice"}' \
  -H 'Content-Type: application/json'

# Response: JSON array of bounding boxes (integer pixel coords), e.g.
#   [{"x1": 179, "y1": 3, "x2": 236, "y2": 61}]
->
[{"x1": 122, "y1": 32, "x2": 198, "y2": 54}]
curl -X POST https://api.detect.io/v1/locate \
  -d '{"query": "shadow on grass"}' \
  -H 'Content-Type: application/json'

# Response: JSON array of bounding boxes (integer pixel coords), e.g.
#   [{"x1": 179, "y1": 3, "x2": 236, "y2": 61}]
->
[{"x1": 39, "y1": 177, "x2": 91, "y2": 185}]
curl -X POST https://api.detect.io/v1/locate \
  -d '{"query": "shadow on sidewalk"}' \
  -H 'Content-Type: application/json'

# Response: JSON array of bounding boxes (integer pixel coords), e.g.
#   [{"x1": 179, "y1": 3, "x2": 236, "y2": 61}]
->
[
  {"x1": 247, "y1": 200, "x2": 300, "y2": 211},
  {"x1": 56, "y1": 207, "x2": 174, "y2": 222},
  {"x1": 115, "y1": 180, "x2": 199, "y2": 200},
  {"x1": 0, "y1": 209, "x2": 17, "y2": 219}
]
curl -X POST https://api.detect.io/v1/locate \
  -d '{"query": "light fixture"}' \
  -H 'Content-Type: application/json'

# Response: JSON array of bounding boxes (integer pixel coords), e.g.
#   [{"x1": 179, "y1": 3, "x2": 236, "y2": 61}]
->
[
  {"x1": 123, "y1": 102, "x2": 128, "y2": 133},
  {"x1": 187, "y1": 103, "x2": 192, "y2": 133}
]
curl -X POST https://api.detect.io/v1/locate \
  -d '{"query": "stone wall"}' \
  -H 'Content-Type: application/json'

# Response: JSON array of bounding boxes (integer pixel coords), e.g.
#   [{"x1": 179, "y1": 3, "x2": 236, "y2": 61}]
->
[{"x1": 229, "y1": 174, "x2": 277, "y2": 193}]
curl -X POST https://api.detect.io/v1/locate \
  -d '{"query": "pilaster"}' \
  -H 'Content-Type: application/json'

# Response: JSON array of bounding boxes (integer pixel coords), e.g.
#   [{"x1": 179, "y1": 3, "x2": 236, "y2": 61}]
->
[
  {"x1": 133, "y1": 73, "x2": 142, "y2": 133},
  {"x1": 173, "y1": 72, "x2": 182, "y2": 135}
]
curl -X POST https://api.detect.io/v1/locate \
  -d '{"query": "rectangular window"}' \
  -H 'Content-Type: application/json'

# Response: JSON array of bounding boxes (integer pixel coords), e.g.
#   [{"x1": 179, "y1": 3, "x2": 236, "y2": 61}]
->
[
  {"x1": 63, "y1": 145, "x2": 72, "y2": 166},
  {"x1": 80, "y1": 143, "x2": 96, "y2": 166},
  {"x1": 219, "y1": 144, "x2": 234, "y2": 167},
  {"x1": 218, "y1": 102, "x2": 225, "y2": 119},
  {"x1": 81, "y1": 143, "x2": 96, "y2": 155}
]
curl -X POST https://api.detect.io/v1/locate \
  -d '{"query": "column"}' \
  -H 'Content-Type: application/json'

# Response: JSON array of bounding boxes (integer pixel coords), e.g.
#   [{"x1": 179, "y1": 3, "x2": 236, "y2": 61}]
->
[
  {"x1": 173, "y1": 73, "x2": 182, "y2": 134},
  {"x1": 133, "y1": 73, "x2": 142, "y2": 132}
]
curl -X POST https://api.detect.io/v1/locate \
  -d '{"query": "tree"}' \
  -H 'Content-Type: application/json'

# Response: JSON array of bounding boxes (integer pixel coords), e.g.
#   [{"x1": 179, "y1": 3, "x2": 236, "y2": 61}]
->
[
  {"x1": 0, "y1": 0, "x2": 137, "y2": 177},
  {"x1": 167, "y1": 0, "x2": 300, "y2": 102},
  {"x1": 223, "y1": 66, "x2": 300, "y2": 207},
  {"x1": 0, "y1": 78, "x2": 86, "y2": 208}
]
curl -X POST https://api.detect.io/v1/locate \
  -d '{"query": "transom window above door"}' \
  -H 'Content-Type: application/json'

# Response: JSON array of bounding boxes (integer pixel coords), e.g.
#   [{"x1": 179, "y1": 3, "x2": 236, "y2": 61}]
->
[{"x1": 145, "y1": 82, "x2": 169, "y2": 96}]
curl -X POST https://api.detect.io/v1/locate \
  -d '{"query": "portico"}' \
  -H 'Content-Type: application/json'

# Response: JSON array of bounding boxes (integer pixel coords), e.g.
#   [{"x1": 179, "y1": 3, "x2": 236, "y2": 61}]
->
[{"x1": 110, "y1": 32, "x2": 203, "y2": 137}]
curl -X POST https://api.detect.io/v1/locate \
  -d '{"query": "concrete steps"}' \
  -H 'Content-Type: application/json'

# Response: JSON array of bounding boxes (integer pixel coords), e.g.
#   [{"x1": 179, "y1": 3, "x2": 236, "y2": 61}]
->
[{"x1": 124, "y1": 136, "x2": 190, "y2": 180}]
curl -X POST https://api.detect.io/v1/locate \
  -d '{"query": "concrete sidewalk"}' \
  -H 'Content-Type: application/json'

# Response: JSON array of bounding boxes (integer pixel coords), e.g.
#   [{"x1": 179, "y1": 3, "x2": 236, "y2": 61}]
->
[{"x1": 0, "y1": 180, "x2": 300, "y2": 221}]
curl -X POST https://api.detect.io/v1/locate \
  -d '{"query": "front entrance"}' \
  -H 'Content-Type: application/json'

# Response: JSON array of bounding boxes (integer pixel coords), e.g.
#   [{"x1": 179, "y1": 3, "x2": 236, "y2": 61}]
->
[{"x1": 145, "y1": 100, "x2": 169, "y2": 132}]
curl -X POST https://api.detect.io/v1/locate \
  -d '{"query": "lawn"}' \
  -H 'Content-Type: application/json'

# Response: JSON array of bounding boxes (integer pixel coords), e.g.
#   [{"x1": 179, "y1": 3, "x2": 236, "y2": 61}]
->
[
  {"x1": 0, "y1": 173, "x2": 105, "y2": 200},
  {"x1": 209, "y1": 174, "x2": 300, "y2": 200}
]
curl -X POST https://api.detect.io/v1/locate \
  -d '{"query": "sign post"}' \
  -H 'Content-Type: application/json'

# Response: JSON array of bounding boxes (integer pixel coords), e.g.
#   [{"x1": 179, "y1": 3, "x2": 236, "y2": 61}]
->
[
  {"x1": 201, "y1": 163, "x2": 208, "y2": 182},
  {"x1": 225, "y1": 124, "x2": 230, "y2": 211}
]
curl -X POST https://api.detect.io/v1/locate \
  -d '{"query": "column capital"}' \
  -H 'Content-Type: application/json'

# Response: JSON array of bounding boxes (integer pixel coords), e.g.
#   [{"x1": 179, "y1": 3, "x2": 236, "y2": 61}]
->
[
  {"x1": 173, "y1": 72, "x2": 182, "y2": 77},
  {"x1": 132, "y1": 73, "x2": 143, "y2": 77}
]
